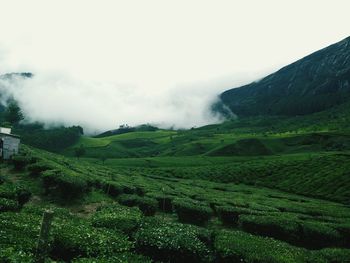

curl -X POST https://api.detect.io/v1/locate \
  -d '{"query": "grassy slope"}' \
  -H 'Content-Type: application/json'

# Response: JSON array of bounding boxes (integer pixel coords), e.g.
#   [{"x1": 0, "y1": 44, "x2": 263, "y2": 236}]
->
[
  {"x1": 59, "y1": 108, "x2": 350, "y2": 203},
  {"x1": 1, "y1": 145, "x2": 350, "y2": 262}
]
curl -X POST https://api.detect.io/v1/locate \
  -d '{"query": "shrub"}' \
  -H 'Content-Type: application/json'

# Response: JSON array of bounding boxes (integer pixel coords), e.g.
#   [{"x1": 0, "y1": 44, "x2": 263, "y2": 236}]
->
[
  {"x1": 311, "y1": 248, "x2": 350, "y2": 263},
  {"x1": 137, "y1": 197, "x2": 157, "y2": 216},
  {"x1": 135, "y1": 220, "x2": 213, "y2": 262},
  {"x1": 301, "y1": 222, "x2": 342, "y2": 248},
  {"x1": 0, "y1": 198, "x2": 19, "y2": 212},
  {"x1": 217, "y1": 206, "x2": 262, "y2": 226},
  {"x1": 117, "y1": 194, "x2": 157, "y2": 216},
  {"x1": 0, "y1": 184, "x2": 17, "y2": 200},
  {"x1": 0, "y1": 247, "x2": 35, "y2": 263},
  {"x1": 122, "y1": 185, "x2": 136, "y2": 194},
  {"x1": 118, "y1": 194, "x2": 141, "y2": 207},
  {"x1": 214, "y1": 230, "x2": 308, "y2": 263},
  {"x1": 173, "y1": 199, "x2": 212, "y2": 225},
  {"x1": 334, "y1": 223, "x2": 350, "y2": 246},
  {"x1": 41, "y1": 169, "x2": 88, "y2": 199},
  {"x1": 100, "y1": 181, "x2": 124, "y2": 197},
  {"x1": 91, "y1": 204, "x2": 142, "y2": 234},
  {"x1": 15, "y1": 186, "x2": 32, "y2": 206},
  {"x1": 150, "y1": 194, "x2": 174, "y2": 212},
  {"x1": 52, "y1": 217, "x2": 132, "y2": 261},
  {"x1": 239, "y1": 215, "x2": 301, "y2": 244},
  {"x1": 11, "y1": 155, "x2": 31, "y2": 171},
  {"x1": 27, "y1": 161, "x2": 52, "y2": 176},
  {"x1": 0, "y1": 183, "x2": 31, "y2": 205},
  {"x1": 0, "y1": 212, "x2": 41, "y2": 253},
  {"x1": 72, "y1": 253, "x2": 152, "y2": 263}
]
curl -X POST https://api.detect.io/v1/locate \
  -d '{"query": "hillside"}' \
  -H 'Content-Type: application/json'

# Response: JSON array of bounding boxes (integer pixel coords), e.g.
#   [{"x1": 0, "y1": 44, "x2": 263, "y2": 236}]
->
[
  {"x1": 1, "y1": 144, "x2": 350, "y2": 262},
  {"x1": 218, "y1": 36, "x2": 350, "y2": 117}
]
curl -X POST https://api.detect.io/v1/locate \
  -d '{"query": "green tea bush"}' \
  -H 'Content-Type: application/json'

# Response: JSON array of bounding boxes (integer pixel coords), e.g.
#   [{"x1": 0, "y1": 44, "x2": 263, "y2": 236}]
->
[
  {"x1": 311, "y1": 248, "x2": 350, "y2": 263},
  {"x1": 0, "y1": 183, "x2": 18, "y2": 200},
  {"x1": 52, "y1": 217, "x2": 132, "y2": 261},
  {"x1": 27, "y1": 161, "x2": 53, "y2": 176},
  {"x1": 151, "y1": 194, "x2": 174, "y2": 212},
  {"x1": 41, "y1": 169, "x2": 88, "y2": 199},
  {"x1": 214, "y1": 230, "x2": 308, "y2": 263},
  {"x1": 0, "y1": 247, "x2": 35, "y2": 263},
  {"x1": 118, "y1": 194, "x2": 142, "y2": 207},
  {"x1": 301, "y1": 222, "x2": 342, "y2": 248},
  {"x1": 97, "y1": 180, "x2": 124, "y2": 197},
  {"x1": 217, "y1": 206, "x2": 263, "y2": 226},
  {"x1": 91, "y1": 204, "x2": 142, "y2": 234},
  {"x1": 11, "y1": 155, "x2": 31, "y2": 171},
  {"x1": 334, "y1": 223, "x2": 350, "y2": 246},
  {"x1": 173, "y1": 198, "x2": 212, "y2": 225},
  {"x1": 0, "y1": 212, "x2": 41, "y2": 252},
  {"x1": 117, "y1": 194, "x2": 157, "y2": 216},
  {"x1": 0, "y1": 198, "x2": 19, "y2": 212},
  {"x1": 72, "y1": 253, "x2": 152, "y2": 263},
  {"x1": 0, "y1": 183, "x2": 31, "y2": 206},
  {"x1": 239, "y1": 215, "x2": 301, "y2": 244},
  {"x1": 137, "y1": 197, "x2": 157, "y2": 216},
  {"x1": 135, "y1": 219, "x2": 213, "y2": 262}
]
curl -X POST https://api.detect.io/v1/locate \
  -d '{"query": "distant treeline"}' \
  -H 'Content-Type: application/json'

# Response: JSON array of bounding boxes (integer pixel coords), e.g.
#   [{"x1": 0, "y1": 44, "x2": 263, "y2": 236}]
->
[{"x1": 14, "y1": 123, "x2": 83, "y2": 152}]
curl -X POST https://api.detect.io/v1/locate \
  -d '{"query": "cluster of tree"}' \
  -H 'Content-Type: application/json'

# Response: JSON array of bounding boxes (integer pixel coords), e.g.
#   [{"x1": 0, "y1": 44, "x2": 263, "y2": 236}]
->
[
  {"x1": 0, "y1": 100, "x2": 24, "y2": 126},
  {"x1": 0, "y1": 99, "x2": 83, "y2": 152},
  {"x1": 16, "y1": 125, "x2": 83, "y2": 152}
]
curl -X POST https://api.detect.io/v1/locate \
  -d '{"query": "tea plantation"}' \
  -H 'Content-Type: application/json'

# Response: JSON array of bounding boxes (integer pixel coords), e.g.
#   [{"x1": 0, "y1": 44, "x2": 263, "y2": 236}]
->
[{"x1": 1, "y1": 140, "x2": 350, "y2": 262}]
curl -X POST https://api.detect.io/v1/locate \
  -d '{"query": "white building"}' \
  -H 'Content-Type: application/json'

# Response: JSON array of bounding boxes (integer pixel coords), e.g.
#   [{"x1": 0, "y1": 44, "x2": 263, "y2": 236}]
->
[{"x1": 0, "y1": 127, "x2": 20, "y2": 160}]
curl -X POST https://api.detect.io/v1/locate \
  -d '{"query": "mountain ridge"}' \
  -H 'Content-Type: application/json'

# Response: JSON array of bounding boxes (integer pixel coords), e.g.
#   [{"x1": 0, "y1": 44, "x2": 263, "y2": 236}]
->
[{"x1": 219, "y1": 36, "x2": 350, "y2": 117}]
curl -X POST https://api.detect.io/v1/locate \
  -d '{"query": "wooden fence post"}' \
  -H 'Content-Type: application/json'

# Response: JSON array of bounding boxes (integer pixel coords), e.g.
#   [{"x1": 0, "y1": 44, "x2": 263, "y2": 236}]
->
[{"x1": 35, "y1": 210, "x2": 54, "y2": 263}]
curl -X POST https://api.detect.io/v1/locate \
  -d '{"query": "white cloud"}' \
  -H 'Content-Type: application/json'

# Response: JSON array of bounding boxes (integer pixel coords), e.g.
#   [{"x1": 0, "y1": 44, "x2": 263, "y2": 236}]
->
[{"x1": 0, "y1": 0, "x2": 349, "y2": 132}]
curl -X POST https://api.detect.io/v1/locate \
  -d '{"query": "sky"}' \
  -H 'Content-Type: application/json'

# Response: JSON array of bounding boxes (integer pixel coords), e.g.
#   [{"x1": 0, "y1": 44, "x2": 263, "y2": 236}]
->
[{"x1": 0, "y1": 0, "x2": 349, "y2": 133}]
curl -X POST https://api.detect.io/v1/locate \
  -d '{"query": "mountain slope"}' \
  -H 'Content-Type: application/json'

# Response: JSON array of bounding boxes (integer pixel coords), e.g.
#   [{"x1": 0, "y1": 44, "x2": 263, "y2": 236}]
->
[{"x1": 219, "y1": 36, "x2": 350, "y2": 117}]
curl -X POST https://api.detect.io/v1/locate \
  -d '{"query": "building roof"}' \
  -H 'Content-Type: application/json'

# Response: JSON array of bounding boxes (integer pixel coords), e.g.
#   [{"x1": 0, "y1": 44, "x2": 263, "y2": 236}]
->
[{"x1": 0, "y1": 132, "x2": 20, "y2": 139}]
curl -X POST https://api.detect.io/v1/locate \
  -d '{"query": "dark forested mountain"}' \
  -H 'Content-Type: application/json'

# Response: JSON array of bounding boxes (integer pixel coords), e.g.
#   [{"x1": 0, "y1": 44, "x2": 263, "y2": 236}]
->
[
  {"x1": 0, "y1": 72, "x2": 33, "y2": 80},
  {"x1": 219, "y1": 36, "x2": 350, "y2": 117}
]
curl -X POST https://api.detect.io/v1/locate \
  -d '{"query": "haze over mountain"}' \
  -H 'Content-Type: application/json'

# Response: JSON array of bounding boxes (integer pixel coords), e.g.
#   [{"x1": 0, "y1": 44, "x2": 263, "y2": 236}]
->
[
  {"x1": 0, "y1": 1, "x2": 350, "y2": 133},
  {"x1": 218, "y1": 37, "x2": 350, "y2": 117}
]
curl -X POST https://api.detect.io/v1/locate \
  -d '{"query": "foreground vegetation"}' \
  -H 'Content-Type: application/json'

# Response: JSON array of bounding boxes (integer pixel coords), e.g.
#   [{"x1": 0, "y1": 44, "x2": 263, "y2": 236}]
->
[{"x1": 1, "y1": 144, "x2": 350, "y2": 262}]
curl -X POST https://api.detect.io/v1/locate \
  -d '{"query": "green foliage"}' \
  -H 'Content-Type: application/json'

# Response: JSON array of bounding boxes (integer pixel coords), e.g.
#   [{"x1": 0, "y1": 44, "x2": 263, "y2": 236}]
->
[
  {"x1": 117, "y1": 194, "x2": 157, "y2": 216},
  {"x1": 0, "y1": 247, "x2": 35, "y2": 263},
  {"x1": 72, "y1": 253, "x2": 152, "y2": 263},
  {"x1": 214, "y1": 230, "x2": 308, "y2": 263},
  {"x1": 137, "y1": 197, "x2": 157, "y2": 216},
  {"x1": 16, "y1": 124, "x2": 83, "y2": 152},
  {"x1": 91, "y1": 204, "x2": 142, "y2": 233},
  {"x1": 0, "y1": 198, "x2": 19, "y2": 212},
  {"x1": 11, "y1": 155, "x2": 31, "y2": 171},
  {"x1": 147, "y1": 193, "x2": 174, "y2": 212},
  {"x1": 27, "y1": 161, "x2": 53, "y2": 176},
  {"x1": 135, "y1": 219, "x2": 213, "y2": 262},
  {"x1": 0, "y1": 212, "x2": 41, "y2": 252},
  {"x1": 75, "y1": 144, "x2": 86, "y2": 159},
  {"x1": 174, "y1": 198, "x2": 213, "y2": 225},
  {"x1": 52, "y1": 217, "x2": 132, "y2": 261},
  {"x1": 4, "y1": 101, "x2": 24, "y2": 125},
  {"x1": 301, "y1": 221, "x2": 343, "y2": 248},
  {"x1": 41, "y1": 169, "x2": 88, "y2": 199},
  {"x1": 217, "y1": 206, "x2": 263, "y2": 226},
  {"x1": 0, "y1": 182, "x2": 31, "y2": 206}
]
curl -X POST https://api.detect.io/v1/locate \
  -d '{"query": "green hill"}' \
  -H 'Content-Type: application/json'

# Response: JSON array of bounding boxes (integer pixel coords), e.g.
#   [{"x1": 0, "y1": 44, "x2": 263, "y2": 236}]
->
[
  {"x1": 1, "y1": 144, "x2": 350, "y2": 262},
  {"x1": 217, "y1": 36, "x2": 350, "y2": 117}
]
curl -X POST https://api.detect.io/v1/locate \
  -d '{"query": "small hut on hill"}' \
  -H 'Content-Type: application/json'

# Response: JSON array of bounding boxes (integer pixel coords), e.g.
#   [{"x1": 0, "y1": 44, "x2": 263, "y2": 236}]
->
[{"x1": 0, "y1": 127, "x2": 20, "y2": 159}]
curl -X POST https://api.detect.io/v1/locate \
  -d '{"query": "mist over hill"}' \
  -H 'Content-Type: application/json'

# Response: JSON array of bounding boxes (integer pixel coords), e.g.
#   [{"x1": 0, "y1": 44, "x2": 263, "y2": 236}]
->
[{"x1": 218, "y1": 36, "x2": 350, "y2": 117}]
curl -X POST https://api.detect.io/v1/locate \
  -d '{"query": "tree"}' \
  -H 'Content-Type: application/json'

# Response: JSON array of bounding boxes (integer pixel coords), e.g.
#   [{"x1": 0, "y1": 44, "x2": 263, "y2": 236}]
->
[
  {"x1": 74, "y1": 145, "x2": 86, "y2": 159},
  {"x1": 4, "y1": 101, "x2": 24, "y2": 125}
]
